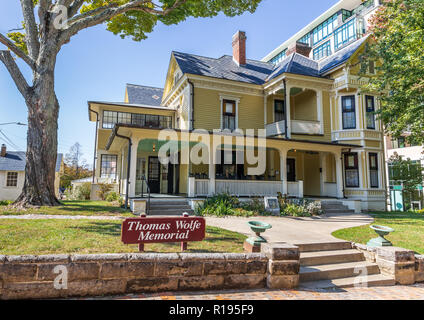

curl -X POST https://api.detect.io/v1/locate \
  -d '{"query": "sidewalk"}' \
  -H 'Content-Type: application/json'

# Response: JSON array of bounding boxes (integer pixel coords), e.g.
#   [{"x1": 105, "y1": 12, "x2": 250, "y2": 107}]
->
[
  {"x1": 206, "y1": 212, "x2": 373, "y2": 243},
  {"x1": 100, "y1": 283, "x2": 424, "y2": 300}
]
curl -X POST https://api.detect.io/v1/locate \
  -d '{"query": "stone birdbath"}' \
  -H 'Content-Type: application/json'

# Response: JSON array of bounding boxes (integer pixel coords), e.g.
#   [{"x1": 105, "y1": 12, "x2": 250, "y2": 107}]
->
[
  {"x1": 244, "y1": 221, "x2": 272, "y2": 253},
  {"x1": 367, "y1": 225, "x2": 394, "y2": 247}
]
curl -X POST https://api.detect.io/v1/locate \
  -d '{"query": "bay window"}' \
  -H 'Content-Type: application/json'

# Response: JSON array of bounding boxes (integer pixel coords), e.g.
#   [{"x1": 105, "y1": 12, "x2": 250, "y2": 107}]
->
[
  {"x1": 369, "y1": 153, "x2": 379, "y2": 188},
  {"x1": 344, "y1": 153, "x2": 359, "y2": 188},
  {"x1": 366, "y1": 95, "x2": 376, "y2": 129},
  {"x1": 342, "y1": 96, "x2": 356, "y2": 129}
]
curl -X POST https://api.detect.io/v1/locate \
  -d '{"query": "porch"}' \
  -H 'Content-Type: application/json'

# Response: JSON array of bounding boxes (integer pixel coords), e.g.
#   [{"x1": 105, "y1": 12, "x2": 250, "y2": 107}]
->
[{"x1": 104, "y1": 126, "x2": 354, "y2": 204}]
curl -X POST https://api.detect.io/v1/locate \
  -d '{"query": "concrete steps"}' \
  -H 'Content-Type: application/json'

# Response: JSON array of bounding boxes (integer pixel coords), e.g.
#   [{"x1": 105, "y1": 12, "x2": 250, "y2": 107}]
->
[
  {"x1": 300, "y1": 249, "x2": 365, "y2": 266},
  {"x1": 321, "y1": 201, "x2": 354, "y2": 214},
  {"x1": 300, "y1": 274, "x2": 396, "y2": 289},
  {"x1": 147, "y1": 199, "x2": 194, "y2": 216},
  {"x1": 300, "y1": 261, "x2": 380, "y2": 282},
  {"x1": 294, "y1": 241, "x2": 352, "y2": 253},
  {"x1": 296, "y1": 241, "x2": 395, "y2": 289}
]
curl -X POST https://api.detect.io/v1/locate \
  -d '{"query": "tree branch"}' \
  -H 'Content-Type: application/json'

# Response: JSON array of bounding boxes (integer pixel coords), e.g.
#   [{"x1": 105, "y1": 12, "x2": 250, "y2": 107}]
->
[
  {"x1": 0, "y1": 50, "x2": 31, "y2": 100},
  {"x1": 60, "y1": 0, "x2": 187, "y2": 45},
  {"x1": 0, "y1": 33, "x2": 36, "y2": 69},
  {"x1": 68, "y1": 0, "x2": 86, "y2": 18},
  {"x1": 20, "y1": 0, "x2": 40, "y2": 61}
]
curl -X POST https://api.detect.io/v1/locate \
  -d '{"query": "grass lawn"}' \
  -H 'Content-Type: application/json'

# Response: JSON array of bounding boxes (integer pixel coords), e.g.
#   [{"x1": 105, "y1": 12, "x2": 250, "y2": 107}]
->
[
  {"x1": 0, "y1": 219, "x2": 246, "y2": 255},
  {"x1": 332, "y1": 211, "x2": 424, "y2": 254},
  {"x1": 0, "y1": 200, "x2": 133, "y2": 217}
]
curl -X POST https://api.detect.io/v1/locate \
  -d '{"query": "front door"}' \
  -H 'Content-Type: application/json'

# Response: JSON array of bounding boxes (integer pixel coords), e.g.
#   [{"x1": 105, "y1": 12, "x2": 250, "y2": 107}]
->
[
  {"x1": 287, "y1": 158, "x2": 296, "y2": 182},
  {"x1": 167, "y1": 164, "x2": 174, "y2": 194},
  {"x1": 148, "y1": 156, "x2": 161, "y2": 193}
]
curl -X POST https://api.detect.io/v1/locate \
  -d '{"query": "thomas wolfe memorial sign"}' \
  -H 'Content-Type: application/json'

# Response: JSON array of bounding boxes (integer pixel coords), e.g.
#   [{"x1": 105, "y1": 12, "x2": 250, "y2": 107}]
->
[{"x1": 121, "y1": 216, "x2": 206, "y2": 251}]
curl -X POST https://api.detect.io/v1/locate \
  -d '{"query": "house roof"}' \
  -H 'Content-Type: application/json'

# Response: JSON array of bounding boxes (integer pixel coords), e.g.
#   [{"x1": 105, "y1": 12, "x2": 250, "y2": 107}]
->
[
  {"x1": 0, "y1": 152, "x2": 63, "y2": 172},
  {"x1": 172, "y1": 37, "x2": 367, "y2": 85},
  {"x1": 172, "y1": 51, "x2": 275, "y2": 85},
  {"x1": 318, "y1": 36, "x2": 369, "y2": 75},
  {"x1": 126, "y1": 84, "x2": 164, "y2": 106}
]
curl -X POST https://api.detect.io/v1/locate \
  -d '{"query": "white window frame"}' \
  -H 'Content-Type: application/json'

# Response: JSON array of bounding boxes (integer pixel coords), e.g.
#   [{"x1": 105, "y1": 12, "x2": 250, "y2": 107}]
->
[
  {"x1": 219, "y1": 95, "x2": 240, "y2": 130},
  {"x1": 5, "y1": 171, "x2": 19, "y2": 188}
]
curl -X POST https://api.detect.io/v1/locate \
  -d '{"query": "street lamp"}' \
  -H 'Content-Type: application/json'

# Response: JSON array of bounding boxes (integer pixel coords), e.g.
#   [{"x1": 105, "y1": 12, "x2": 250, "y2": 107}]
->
[{"x1": 0, "y1": 122, "x2": 27, "y2": 126}]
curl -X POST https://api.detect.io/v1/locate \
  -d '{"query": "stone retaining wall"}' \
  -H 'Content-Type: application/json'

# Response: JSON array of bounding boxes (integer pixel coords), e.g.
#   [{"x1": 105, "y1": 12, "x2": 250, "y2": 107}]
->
[
  {"x1": 353, "y1": 243, "x2": 424, "y2": 285},
  {"x1": 0, "y1": 246, "x2": 298, "y2": 300}
]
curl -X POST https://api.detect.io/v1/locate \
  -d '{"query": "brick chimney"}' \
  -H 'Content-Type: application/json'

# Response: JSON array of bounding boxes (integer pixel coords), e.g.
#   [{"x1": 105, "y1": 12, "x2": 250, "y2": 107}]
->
[
  {"x1": 232, "y1": 31, "x2": 247, "y2": 66},
  {"x1": 286, "y1": 41, "x2": 312, "y2": 58},
  {"x1": 1, "y1": 144, "x2": 6, "y2": 157}
]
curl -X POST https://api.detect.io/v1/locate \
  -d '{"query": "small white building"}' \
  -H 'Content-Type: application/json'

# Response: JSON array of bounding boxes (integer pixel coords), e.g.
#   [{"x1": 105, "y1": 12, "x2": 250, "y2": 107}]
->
[{"x1": 0, "y1": 144, "x2": 63, "y2": 201}]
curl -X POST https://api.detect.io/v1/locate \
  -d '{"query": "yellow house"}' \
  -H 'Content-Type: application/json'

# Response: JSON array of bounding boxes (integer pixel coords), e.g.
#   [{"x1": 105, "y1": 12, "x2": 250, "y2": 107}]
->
[{"x1": 88, "y1": 1, "x2": 386, "y2": 211}]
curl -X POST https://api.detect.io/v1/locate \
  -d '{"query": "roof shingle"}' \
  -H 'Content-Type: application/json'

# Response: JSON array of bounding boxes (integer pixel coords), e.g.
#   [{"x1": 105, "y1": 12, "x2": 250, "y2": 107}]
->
[
  {"x1": 0, "y1": 152, "x2": 63, "y2": 172},
  {"x1": 126, "y1": 84, "x2": 164, "y2": 106}
]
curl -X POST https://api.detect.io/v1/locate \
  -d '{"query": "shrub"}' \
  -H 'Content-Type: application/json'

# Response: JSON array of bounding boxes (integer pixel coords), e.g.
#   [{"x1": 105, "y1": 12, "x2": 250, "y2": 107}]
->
[
  {"x1": 306, "y1": 201, "x2": 323, "y2": 216},
  {"x1": 96, "y1": 183, "x2": 113, "y2": 200},
  {"x1": 0, "y1": 200, "x2": 13, "y2": 206},
  {"x1": 106, "y1": 191, "x2": 120, "y2": 202},
  {"x1": 76, "y1": 182, "x2": 92, "y2": 200},
  {"x1": 281, "y1": 203, "x2": 310, "y2": 217}
]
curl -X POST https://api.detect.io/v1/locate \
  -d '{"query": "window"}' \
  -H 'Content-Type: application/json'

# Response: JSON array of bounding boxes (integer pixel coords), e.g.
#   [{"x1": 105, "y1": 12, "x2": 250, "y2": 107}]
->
[
  {"x1": 312, "y1": 14, "x2": 338, "y2": 45},
  {"x1": 334, "y1": 18, "x2": 357, "y2": 50},
  {"x1": 100, "y1": 155, "x2": 117, "y2": 179},
  {"x1": 298, "y1": 33, "x2": 311, "y2": 46},
  {"x1": 117, "y1": 112, "x2": 131, "y2": 124},
  {"x1": 342, "y1": 9, "x2": 353, "y2": 22},
  {"x1": 270, "y1": 49, "x2": 287, "y2": 64},
  {"x1": 368, "y1": 60, "x2": 375, "y2": 74},
  {"x1": 342, "y1": 96, "x2": 356, "y2": 129},
  {"x1": 222, "y1": 100, "x2": 236, "y2": 130},
  {"x1": 132, "y1": 114, "x2": 146, "y2": 126},
  {"x1": 313, "y1": 41, "x2": 332, "y2": 60},
  {"x1": 274, "y1": 100, "x2": 285, "y2": 122},
  {"x1": 103, "y1": 110, "x2": 172, "y2": 129},
  {"x1": 215, "y1": 150, "x2": 245, "y2": 180},
  {"x1": 344, "y1": 153, "x2": 359, "y2": 188},
  {"x1": 366, "y1": 95, "x2": 376, "y2": 129},
  {"x1": 369, "y1": 153, "x2": 379, "y2": 188},
  {"x1": 6, "y1": 172, "x2": 18, "y2": 187},
  {"x1": 102, "y1": 111, "x2": 118, "y2": 129}
]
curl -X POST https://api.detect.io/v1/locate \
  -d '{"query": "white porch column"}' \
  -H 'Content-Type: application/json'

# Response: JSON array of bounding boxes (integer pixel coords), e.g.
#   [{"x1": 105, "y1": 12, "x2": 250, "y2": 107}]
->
[
  {"x1": 334, "y1": 151, "x2": 344, "y2": 199},
  {"x1": 208, "y1": 145, "x2": 216, "y2": 196},
  {"x1": 320, "y1": 153, "x2": 327, "y2": 197},
  {"x1": 128, "y1": 138, "x2": 139, "y2": 198},
  {"x1": 317, "y1": 90, "x2": 324, "y2": 134},
  {"x1": 285, "y1": 85, "x2": 291, "y2": 138},
  {"x1": 279, "y1": 148, "x2": 288, "y2": 195}
]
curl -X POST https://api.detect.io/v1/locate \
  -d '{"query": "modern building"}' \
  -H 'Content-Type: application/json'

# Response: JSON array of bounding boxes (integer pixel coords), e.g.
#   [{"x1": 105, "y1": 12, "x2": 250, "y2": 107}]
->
[
  {"x1": 384, "y1": 134, "x2": 424, "y2": 211},
  {"x1": 87, "y1": 0, "x2": 386, "y2": 211},
  {"x1": 0, "y1": 144, "x2": 63, "y2": 201},
  {"x1": 263, "y1": 0, "x2": 380, "y2": 64}
]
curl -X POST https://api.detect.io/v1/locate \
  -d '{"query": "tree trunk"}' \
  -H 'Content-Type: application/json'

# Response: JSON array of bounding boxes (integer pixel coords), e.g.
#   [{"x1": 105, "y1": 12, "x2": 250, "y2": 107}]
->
[{"x1": 14, "y1": 67, "x2": 61, "y2": 207}]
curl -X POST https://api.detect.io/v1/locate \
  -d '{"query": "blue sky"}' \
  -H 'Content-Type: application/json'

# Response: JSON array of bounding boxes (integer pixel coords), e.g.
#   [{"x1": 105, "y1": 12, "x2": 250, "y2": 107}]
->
[{"x1": 0, "y1": 0, "x2": 337, "y2": 166}]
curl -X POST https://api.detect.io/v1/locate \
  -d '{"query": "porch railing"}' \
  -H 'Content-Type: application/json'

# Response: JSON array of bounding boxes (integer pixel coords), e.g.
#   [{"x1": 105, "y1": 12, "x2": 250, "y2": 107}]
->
[
  {"x1": 291, "y1": 120, "x2": 321, "y2": 135},
  {"x1": 191, "y1": 178, "x2": 304, "y2": 198},
  {"x1": 266, "y1": 120, "x2": 285, "y2": 137}
]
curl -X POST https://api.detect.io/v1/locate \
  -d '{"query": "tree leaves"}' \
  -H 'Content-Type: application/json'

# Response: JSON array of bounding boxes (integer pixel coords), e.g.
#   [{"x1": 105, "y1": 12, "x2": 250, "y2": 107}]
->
[{"x1": 361, "y1": 0, "x2": 424, "y2": 144}]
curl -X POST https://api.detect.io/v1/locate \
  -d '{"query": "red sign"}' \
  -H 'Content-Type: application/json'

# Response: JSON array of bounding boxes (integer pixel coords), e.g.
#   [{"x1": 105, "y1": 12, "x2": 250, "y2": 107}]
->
[{"x1": 121, "y1": 216, "x2": 206, "y2": 244}]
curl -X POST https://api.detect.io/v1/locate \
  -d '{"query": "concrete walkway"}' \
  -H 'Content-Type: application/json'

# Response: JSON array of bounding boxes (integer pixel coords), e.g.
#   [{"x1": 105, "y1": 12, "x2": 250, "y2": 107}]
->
[{"x1": 206, "y1": 212, "x2": 374, "y2": 243}]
